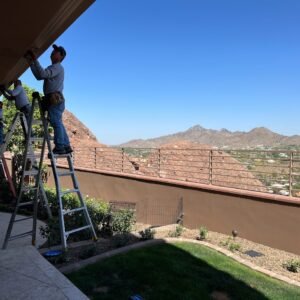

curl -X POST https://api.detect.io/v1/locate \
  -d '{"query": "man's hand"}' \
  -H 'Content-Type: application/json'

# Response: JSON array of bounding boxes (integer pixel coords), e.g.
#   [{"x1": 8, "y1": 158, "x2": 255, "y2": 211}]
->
[{"x1": 24, "y1": 49, "x2": 37, "y2": 63}]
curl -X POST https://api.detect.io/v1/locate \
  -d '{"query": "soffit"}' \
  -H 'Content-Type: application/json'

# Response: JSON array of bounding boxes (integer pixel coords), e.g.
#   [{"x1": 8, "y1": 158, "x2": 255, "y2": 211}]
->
[{"x1": 0, "y1": 0, "x2": 95, "y2": 85}]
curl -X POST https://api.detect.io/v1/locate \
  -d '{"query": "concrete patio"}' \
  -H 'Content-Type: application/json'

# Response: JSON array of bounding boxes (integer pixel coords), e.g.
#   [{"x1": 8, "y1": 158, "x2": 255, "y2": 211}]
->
[{"x1": 0, "y1": 212, "x2": 88, "y2": 300}]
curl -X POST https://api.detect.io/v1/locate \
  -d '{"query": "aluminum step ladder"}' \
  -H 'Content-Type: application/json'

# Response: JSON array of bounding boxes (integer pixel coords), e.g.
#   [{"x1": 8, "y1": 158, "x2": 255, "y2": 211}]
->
[
  {"x1": 2, "y1": 102, "x2": 52, "y2": 249},
  {"x1": 0, "y1": 112, "x2": 27, "y2": 157},
  {"x1": 0, "y1": 111, "x2": 50, "y2": 206},
  {"x1": 36, "y1": 92, "x2": 97, "y2": 250}
]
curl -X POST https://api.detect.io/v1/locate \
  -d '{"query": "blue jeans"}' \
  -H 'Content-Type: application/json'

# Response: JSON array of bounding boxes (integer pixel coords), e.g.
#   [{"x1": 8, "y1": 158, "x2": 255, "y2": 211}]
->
[
  {"x1": 48, "y1": 101, "x2": 70, "y2": 150},
  {"x1": 0, "y1": 121, "x2": 3, "y2": 145},
  {"x1": 20, "y1": 104, "x2": 32, "y2": 125}
]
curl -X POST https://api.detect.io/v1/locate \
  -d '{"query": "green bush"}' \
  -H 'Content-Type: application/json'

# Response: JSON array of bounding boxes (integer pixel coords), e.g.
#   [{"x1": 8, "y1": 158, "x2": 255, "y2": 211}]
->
[
  {"x1": 140, "y1": 228, "x2": 156, "y2": 240},
  {"x1": 219, "y1": 237, "x2": 241, "y2": 252},
  {"x1": 283, "y1": 260, "x2": 300, "y2": 273},
  {"x1": 38, "y1": 188, "x2": 136, "y2": 246},
  {"x1": 168, "y1": 225, "x2": 184, "y2": 238},
  {"x1": 199, "y1": 226, "x2": 208, "y2": 240},
  {"x1": 219, "y1": 237, "x2": 231, "y2": 247},
  {"x1": 228, "y1": 242, "x2": 241, "y2": 252},
  {"x1": 39, "y1": 217, "x2": 61, "y2": 246},
  {"x1": 86, "y1": 197, "x2": 110, "y2": 233},
  {"x1": 111, "y1": 208, "x2": 136, "y2": 234}
]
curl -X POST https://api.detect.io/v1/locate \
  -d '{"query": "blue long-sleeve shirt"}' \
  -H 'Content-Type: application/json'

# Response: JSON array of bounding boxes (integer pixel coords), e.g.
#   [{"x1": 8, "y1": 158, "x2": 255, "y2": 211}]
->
[
  {"x1": 30, "y1": 60, "x2": 64, "y2": 95},
  {"x1": 6, "y1": 85, "x2": 29, "y2": 109}
]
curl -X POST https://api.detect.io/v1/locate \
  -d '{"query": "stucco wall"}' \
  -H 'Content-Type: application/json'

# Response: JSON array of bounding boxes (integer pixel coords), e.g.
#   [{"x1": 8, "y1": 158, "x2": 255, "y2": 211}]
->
[{"x1": 47, "y1": 167, "x2": 300, "y2": 255}]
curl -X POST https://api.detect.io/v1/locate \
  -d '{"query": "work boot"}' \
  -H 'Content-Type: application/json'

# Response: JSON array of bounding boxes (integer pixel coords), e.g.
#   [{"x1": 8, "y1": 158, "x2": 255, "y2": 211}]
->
[
  {"x1": 64, "y1": 146, "x2": 73, "y2": 153},
  {"x1": 48, "y1": 147, "x2": 66, "y2": 159}
]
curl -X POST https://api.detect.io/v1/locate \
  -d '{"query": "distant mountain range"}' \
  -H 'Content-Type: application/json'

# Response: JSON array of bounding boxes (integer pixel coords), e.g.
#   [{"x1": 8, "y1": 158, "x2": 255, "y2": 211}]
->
[{"x1": 119, "y1": 125, "x2": 300, "y2": 148}]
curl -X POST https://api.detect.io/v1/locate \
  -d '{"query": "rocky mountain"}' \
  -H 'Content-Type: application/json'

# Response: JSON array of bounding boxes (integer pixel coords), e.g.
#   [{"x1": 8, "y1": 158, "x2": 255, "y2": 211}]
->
[
  {"x1": 63, "y1": 110, "x2": 103, "y2": 147},
  {"x1": 119, "y1": 125, "x2": 300, "y2": 148}
]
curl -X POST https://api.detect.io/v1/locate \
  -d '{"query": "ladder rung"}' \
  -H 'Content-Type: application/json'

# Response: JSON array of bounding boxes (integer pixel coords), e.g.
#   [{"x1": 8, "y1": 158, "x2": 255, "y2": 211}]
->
[
  {"x1": 21, "y1": 186, "x2": 38, "y2": 192},
  {"x1": 60, "y1": 189, "x2": 79, "y2": 196},
  {"x1": 9, "y1": 231, "x2": 33, "y2": 241},
  {"x1": 26, "y1": 153, "x2": 41, "y2": 159},
  {"x1": 24, "y1": 170, "x2": 39, "y2": 176},
  {"x1": 18, "y1": 201, "x2": 34, "y2": 207},
  {"x1": 32, "y1": 120, "x2": 43, "y2": 125},
  {"x1": 14, "y1": 216, "x2": 33, "y2": 223},
  {"x1": 52, "y1": 153, "x2": 71, "y2": 158},
  {"x1": 57, "y1": 171, "x2": 74, "y2": 177},
  {"x1": 30, "y1": 137, "x2": 44, "y2": 142},
  {"x1": 63, "y1": 207, "x2": 85, "y2": 215},
  {"x1": 65, "y1": 225, "x2": 92, "y2": 236}
]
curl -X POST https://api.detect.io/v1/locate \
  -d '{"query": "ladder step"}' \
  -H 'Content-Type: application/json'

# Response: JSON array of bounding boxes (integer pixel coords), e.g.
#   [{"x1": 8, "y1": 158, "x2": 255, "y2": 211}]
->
[
  {"x1": 65, "y1": 225, "x2": 92, "y2": 236},
  {"x1": 9, "y1": 231, "x2": 33, "y2": 241},
  {"x1": 30, "y1": 137, "x2": 44, "y2": 142},
  {"x1": 52, "y1": 153, "x2": 71, "y2": 158},
  {"x1": 18, "y1": 201, "x2": 34, "y2": 207},
  {"x1": 57, "y1": 171, "x2": 74, "y2": 177},
  {"x1": 60, "y1": 189, "x2": 79, "y2": 196},
  {"x1": 14, "y1": 216, "x2": 33, "y2": 223},
  {"x1": 31, "y1": 120, "x2": 43, "y2": 125},
  {"x1": 63, "y1": 207, "x2": 85, "y2": 215},
  {"x1": 21, "y1": 186, "x2": 38, "y2": 192},
  {"x1": 24, "y1": 170, "x2": 39, "y2": 176},
  {"x1": 26, "y1": 154, "x2": 41, "y2": 160}
]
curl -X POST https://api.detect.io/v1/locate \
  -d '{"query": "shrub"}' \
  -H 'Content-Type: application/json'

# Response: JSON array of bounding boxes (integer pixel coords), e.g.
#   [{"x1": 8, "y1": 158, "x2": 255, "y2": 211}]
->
[
  {"x1": 39, "y1": 217, "x2": 61, "y2": 247},
  {"x1": 283, "y1": 260, "x2": 300, "y2": 273},
  {"x1": 140, "y1": 228, "x2": 156, "y2": 240},
  {"x1": 111, "y1": 208, "x2": 136, "y2": 234},
  {"x1": 86, "y1": 197, "x2": 110, "y2": 233},
  {"x1": 199, "y1": 226, "x2": 208, "y2": 240},
  {"x1": 219, "y1": 237, "x2": 231, "y2": 247},
  {"x1": 219, "y1": 237, "x2": 241, "y2": 252},
  {"x1": 168, "y1": 225, "x2": 184, "y2": 238},
  {"x1": 228, "y1": 242, "x2": 241, "y2": 252},
  {"x1": 38, "y1": 188, "x2": 136, "y2": 245}
]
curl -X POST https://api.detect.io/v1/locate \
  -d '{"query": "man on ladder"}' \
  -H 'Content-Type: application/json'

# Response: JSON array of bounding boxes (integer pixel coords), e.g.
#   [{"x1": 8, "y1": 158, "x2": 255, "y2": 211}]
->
[
  {"x1": 3, "y1": 44, "x2": 98, "y2": 251},
  {"x1": 25, "y1": 44, "x2": 72, "y2": 155},
  {"x1": 0, "y1": 80, "x2": 31, "y2": 125}
]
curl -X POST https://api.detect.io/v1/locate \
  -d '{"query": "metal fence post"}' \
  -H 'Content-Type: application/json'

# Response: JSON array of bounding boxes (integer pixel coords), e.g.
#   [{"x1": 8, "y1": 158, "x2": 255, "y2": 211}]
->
[
  {"x1": 158, "y1": 148, "x2": 161, "y2": 177},
  {"x1": 122, "y1": 147, "x2": 124, "y2": 173},
  {"x1": 94, "y1": 147, "x2": 97, "y2": 169},
  {"x1": 289, "y1": 151, "x2": 293, "y2": 196},
  {"x1": 209, "y1": 150, "x2": 213, "y2": 184}
]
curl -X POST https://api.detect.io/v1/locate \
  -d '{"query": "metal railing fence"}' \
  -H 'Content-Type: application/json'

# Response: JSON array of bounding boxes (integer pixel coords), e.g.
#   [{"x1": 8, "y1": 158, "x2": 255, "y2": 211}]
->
[{"x1": 55, "y1": 147, "x2": 300, "y2": 198}]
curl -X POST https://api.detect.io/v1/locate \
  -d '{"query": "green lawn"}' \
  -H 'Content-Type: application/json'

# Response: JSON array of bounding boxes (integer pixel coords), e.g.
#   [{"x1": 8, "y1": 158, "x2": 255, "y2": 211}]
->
[{"x1": 67, "y1": 242, "x2": 300, "y2": 300}]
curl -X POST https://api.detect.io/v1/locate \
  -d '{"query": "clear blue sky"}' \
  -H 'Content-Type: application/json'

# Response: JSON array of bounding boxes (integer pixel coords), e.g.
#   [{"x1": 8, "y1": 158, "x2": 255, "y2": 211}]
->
[{"x1": 21, "y1": 0, "x2": 300, "y2": 145}]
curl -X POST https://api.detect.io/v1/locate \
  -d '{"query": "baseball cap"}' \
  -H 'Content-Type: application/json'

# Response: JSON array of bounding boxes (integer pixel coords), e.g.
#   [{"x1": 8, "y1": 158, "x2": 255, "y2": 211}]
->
[{"x1": 52, "y1": 44, "x2": 66, "y2": 58}]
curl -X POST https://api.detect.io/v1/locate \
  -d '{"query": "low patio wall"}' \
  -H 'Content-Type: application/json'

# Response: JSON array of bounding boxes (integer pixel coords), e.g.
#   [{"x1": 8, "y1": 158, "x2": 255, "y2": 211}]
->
[{"x1": 46, "y1": 166, "x2": 300, "y2": 255}]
